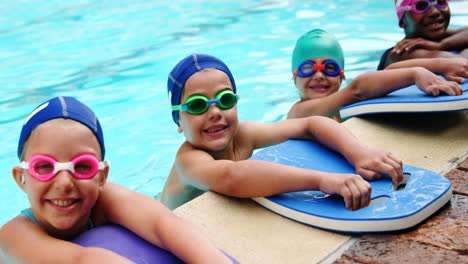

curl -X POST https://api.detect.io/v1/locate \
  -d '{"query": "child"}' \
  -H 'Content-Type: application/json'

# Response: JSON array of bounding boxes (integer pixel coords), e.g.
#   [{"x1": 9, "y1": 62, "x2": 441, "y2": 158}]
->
[
  {"x1": 377, "y1": 0, "x2": 468, "y2": 69},
  {"x1": 0, "y1": 96, "x2": 232, "y2": 263},
  {"x1": 287, "y1": 28, "x2": 463, "y2": 121},
  {"x1": 161, "y1": 53, "x2": 405, "y2": 211}
]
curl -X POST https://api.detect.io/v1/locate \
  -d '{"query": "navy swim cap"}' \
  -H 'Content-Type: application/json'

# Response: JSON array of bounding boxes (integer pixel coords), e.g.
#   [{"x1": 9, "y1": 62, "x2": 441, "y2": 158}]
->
[
  {"x1": 167, "y1": 54, "x2": 237, "y2": 125},
  {"x1": 17, "y1": 96, "x2": 105, "y2": 159}
]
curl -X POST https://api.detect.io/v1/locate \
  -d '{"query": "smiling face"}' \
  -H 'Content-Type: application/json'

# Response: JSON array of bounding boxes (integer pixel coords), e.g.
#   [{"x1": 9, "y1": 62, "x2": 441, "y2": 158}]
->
[
  {"x1": 178, "y1": 69, "x2": 239, "y2": 152},
  {"x1": 401, "y1": 3, "x2": 450, "y2": 40},
  {"x1": 294, "y1": 58, "x2": 343, "y2": 101},
  {"x1": 13, "y1": 119, "x2": 107, "y2": 238}
]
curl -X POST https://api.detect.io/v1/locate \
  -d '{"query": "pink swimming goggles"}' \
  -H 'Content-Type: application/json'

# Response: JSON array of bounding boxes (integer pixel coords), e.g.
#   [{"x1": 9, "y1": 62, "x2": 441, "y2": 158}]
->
[
  {"x1": 19, "y1": 154, "x2": 109, "y2": 182},
  {"x1": 395, "y1": 0, "x2": 450, "y2": 21}
]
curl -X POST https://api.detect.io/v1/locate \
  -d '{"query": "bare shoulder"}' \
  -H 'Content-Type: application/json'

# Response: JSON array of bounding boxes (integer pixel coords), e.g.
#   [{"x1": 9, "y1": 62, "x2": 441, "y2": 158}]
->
[
  {"x1": 237, "y1": 121, "x2": 262, "y2": 137},
  {"x1": 287, "y1": 99, "x2": 309, "y2": 118},
  {"x1": 0, "y1": 216, "x2": 37, "y2": 239},
  {"x1": 236, "y1": 121, "x2": 269, "y2": 146},
  {"x1": 175, "y1": 142, "x2": 215, "y2": 165},
  {"x1": 0, "y1": 216, "x2": 82, "y2": 263},
  {"x1": 0, "y1": 216, "x2": 22, "y2": 239},
  {"x1": 289, "y1": 94, "x2": 348, "y2": 119}
]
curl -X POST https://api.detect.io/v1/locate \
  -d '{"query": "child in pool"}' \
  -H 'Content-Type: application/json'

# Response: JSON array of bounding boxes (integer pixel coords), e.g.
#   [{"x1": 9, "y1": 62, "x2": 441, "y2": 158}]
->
[
  {"x1": 0, "y1": 96, "x2": 232, "y2": 264},
  {"x1": 160, "y1": 53, "x2": 404, "y2": 210},
  {"x1": 287, "y1": 28, "x2": 463, "y2": 121},
  {"x1": 377, "y1": 0, "x2": 468, "y2": 69}
]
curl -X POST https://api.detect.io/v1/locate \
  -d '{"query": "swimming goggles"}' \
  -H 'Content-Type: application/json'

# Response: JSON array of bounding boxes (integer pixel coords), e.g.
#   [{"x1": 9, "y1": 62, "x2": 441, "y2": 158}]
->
[
  {"x1": 399, "y1": 0, "x2": 449, "y2": 14},
  {"x1": 19, "y1": 154, "x2": 109, "y2": 182},
  {"x1": 171, "y1": 89, "x2": 239, "y2": 115},
  {"x1": 293, "y1": 60, "x2": 345, "y2": 79}
]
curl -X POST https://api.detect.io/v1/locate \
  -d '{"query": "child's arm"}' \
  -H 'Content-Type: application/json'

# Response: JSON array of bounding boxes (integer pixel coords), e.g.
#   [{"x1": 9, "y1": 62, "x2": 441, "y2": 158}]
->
[
  {"x1": 0, "y1": 217, "x2": 134, "y2": 264},
  {"x1": 446, "y1": 26, "x2": 468, "y2": 36},
  {"x1": 385, "y1": 58, "x2": 468, "y2": 84},
  {"x1": 98, "y1": 183, "x2": 232, "y2": 264},
  {"x1": 177, "y1": 141, "x2": 372, "y2": 210},
  {"x1": 393, "y1": 27, "x2": 468, "y2": 55},
  {"x1": 343, "y1": 67, "x2": 462, "y2": 99},
  {"x1": 247, "y1": 116, "x2": 404, "y2": 186},
  {"x1": 176, "y1": 116, "x2": 401, "y2": 210},
  {"x1": 288, "y1": 67, "x2": 462, "y2": 119},
  {"x1": 385, "y1": 47, "x2": 466, "y2": 68}
]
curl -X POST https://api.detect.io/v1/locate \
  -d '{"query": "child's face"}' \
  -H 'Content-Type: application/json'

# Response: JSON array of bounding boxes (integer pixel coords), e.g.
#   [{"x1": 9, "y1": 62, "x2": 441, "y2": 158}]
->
[
  {"x1": 13, "y1": 119, "x2": 107, "y2": 234},
  {"x1": 178, "y1": 69, "x2": 239, "y2": 152},
  {"x1": 294, "y1": 58, "x2": 342, "y2": 100},
  {"x1": 402, "y1": 3, "x2": 450, "y2": 40}
]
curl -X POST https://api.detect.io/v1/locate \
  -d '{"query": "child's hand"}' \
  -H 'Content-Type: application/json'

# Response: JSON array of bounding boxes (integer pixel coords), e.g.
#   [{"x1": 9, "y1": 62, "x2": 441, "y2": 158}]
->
[
  {"x1": 319, "y1": 173, "x2": 371, "y2": 211},
  {"x1": 392, "y1": 38, "x2": 440, "y2": 54},
  {"x1": 352, "y1": 149, "x2": 404, "y2": 186},
  {"x1": 439, "y1": 58, "x2": 468, "y2": 84},
  {"x1": 414, "y1": 67, "x2": 463, "y2": 96}
]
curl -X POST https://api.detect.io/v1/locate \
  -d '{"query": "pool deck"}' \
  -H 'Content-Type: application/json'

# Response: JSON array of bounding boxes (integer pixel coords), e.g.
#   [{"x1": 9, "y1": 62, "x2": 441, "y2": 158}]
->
[{"x1": 174, "y1": 111, "x2": 468, "y2": 264}]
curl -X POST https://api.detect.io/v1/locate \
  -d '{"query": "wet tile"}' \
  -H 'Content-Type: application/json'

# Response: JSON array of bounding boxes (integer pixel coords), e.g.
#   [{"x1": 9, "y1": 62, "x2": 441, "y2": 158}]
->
[
  {"x1": 458, "y1": 158, "x2": 468, "y2": 171},
  {"x1": 334, "y1": 163, "x2": 468, "y2": 264},
  {"x1": 334, "y1": 236, "x2": 468, "y2": 264},
  {"x1": 444, "y1": 169, "x2": 468, "y2": 195},
  {"x1": 399, "y1": 215, "x2": 467, "y2": 253},
  {"x1": 437, "y1": 194, "x2": 468, "y2": 221}
]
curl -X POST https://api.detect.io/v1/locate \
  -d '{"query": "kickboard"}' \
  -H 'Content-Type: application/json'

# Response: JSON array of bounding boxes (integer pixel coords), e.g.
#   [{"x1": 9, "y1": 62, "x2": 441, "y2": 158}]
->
[
  {"x1": 73, "y1": 224, "x2": 239, "y2": 263},
  {"x1": 340, "y1": 78, "x2": 468, "y2": 120},
  {"x1": 249, "y1": 139, "x2": 452, "y2": 233}
]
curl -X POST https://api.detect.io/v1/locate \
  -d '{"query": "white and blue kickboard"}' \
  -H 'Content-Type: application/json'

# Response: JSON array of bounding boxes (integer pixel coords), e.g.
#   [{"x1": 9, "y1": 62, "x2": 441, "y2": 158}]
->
[
  {"x1": 340, "y1": 78, "x2": 468, "y2": 120},
  {"x1": 250, "y1": 139, "x2": 452, "y2": 233}
]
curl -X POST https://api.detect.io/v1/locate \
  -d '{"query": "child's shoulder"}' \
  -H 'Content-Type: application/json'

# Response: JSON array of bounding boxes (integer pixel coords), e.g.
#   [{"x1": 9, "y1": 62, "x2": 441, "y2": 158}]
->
[
  {"x1": 0, "y1": 214, "x2": 39, "y2": 241},
  {"x1": 237, "y1": 120, "x2": 267, "y2": 137},
  {"x1": 175, "y1": 141, "x2": 215, "y2": 161}
]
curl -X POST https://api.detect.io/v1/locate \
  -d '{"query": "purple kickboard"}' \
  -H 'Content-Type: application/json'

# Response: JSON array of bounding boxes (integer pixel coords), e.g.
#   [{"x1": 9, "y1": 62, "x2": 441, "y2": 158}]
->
[{"x1": 73, "y1": 224, "x2": 238, "y2": 263}]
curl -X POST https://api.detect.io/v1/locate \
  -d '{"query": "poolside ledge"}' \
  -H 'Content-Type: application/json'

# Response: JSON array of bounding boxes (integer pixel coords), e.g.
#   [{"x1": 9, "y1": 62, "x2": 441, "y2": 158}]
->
[{"x1": 174, "y1": 111, "x2": 468, "y2": 264}]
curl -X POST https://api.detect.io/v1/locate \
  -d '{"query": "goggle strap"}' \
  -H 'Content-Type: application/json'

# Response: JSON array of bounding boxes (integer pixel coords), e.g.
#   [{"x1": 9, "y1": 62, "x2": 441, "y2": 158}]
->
[
  {"x1": 99, "y1": 160, "x2": 110, "y2": 170},
  {"x1": 19, "y1": 161, "x2": 28, "y2": 170}
]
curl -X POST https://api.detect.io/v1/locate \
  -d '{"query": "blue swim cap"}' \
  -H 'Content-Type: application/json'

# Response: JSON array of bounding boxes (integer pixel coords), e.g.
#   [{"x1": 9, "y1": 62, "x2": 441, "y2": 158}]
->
[
  {"x1": 17, "y1": 96, "x2": 105, "y2": 159},
  {"x1": 167, "y1": 54, "x2": 237, "y2": 125}
]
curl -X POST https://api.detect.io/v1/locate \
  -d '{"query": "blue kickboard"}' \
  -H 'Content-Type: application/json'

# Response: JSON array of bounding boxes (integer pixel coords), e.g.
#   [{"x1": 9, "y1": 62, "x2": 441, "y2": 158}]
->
[
  {"x1": 340, "y1": 78, "x2": 468, "y2": 120},
  {"x1": 250, "y1": 139, "x2": 452, "y2": 233}
]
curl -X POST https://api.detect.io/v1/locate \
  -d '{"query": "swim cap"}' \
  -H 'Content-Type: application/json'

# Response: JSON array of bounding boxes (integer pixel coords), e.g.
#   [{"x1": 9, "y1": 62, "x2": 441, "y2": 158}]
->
[
  {"x1": 292, "y1": 29, "x2": 344, "y2": 73},
  {"x1": 167, "y1": 54, "x2": 237, "y2": 125},
  {"x1": 395, "y1": 0, "x2": 414, "y2": 22},
  {"x1": 17, "y1": 96, "x2": 105, "y2": 159}
]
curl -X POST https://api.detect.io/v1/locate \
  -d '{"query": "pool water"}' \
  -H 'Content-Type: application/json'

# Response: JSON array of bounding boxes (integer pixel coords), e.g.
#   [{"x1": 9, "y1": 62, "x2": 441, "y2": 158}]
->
[{"x1": 1, "y1": 0, "x2": 467, "y2": 226}]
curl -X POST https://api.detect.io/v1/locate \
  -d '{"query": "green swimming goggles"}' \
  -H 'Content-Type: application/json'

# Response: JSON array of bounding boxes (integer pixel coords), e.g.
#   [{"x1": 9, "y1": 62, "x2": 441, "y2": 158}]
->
[{"x1": 172, "y1": 89, "x2": 239, "y2": 115}]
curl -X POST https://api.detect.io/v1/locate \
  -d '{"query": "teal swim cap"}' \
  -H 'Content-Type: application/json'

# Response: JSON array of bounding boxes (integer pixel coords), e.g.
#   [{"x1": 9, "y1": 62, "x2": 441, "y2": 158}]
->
[{"x1": 291, "y1": 29, "x2": 344, "y2": 73}]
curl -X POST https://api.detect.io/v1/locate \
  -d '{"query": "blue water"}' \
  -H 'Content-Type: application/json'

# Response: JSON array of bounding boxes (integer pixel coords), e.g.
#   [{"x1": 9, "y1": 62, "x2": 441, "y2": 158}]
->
[{"x1": 1, "y1": 0, "x2": 467, "y2": 226}]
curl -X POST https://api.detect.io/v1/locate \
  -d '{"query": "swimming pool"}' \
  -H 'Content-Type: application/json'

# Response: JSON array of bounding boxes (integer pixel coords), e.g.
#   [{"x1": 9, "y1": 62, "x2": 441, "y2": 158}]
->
[{"x1": 1, "y1": 0, "x2": 467, "y2": 226}]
